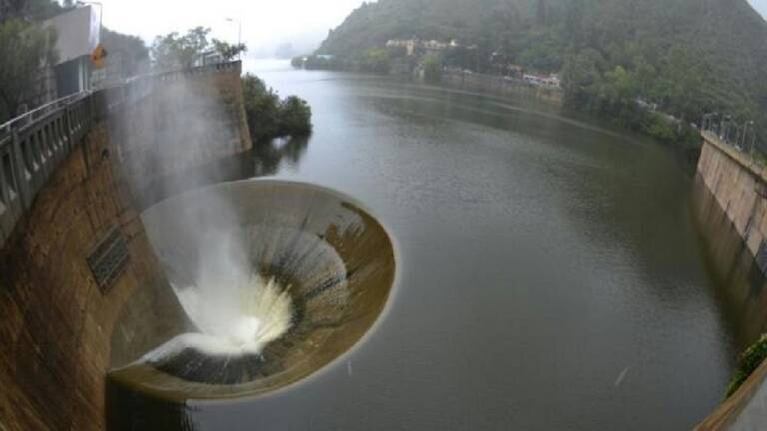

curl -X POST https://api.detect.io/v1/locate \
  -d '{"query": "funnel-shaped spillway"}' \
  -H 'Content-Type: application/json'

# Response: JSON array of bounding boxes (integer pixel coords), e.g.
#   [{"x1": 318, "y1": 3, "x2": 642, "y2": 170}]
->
[{"x1": 108, "y1": 180, "x2": 396, "y2": 400}]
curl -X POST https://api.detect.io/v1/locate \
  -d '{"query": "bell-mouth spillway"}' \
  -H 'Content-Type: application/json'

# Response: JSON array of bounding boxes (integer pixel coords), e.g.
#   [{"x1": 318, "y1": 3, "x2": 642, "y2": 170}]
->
[{"x1": 107, "y1": 179, "x2": 397, "y2": 402}]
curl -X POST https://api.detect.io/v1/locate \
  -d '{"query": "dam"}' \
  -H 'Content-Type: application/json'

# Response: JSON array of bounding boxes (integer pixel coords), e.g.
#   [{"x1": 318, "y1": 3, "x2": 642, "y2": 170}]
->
[{"x1": 1, "y1": 60, "x2": 767, "y2": 430}]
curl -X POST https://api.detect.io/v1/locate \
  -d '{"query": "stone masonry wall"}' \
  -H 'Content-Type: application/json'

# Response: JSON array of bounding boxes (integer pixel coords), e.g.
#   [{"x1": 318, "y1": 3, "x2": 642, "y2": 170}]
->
[
  {"x1": 697, "y1": 133, "x2": 767, "y2": 266},
  {"x1": 0, "y1": 64, "x2": 253, "y2": 431},
  {"x1": 0, "y1": 122, "x2": 165, "y2": 431},
  {"x1": 113, "y1": 63, "x2": 252, "y2": 207}
]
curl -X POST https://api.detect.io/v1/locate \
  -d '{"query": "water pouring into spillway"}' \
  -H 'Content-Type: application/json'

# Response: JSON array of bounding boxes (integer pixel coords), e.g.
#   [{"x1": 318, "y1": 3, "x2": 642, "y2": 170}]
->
[
  {"x1": 108, "y1": 180, "x2": 396, "y2": 400},
  {"x1": 142, "y1": 274, "x2": 294, "y2": 360}
]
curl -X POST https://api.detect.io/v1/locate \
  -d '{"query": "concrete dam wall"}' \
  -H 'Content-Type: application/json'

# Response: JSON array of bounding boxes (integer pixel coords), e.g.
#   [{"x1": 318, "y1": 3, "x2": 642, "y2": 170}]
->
[
  {"x1": 695, "y1": 133, "x2": 767, "y2": 429},
  {"x1": 697, "y1": 132, "x2": 767, "y2": 270},
  {"x1": 0, "y1": 62, "x2": 251, "y2": 431}
]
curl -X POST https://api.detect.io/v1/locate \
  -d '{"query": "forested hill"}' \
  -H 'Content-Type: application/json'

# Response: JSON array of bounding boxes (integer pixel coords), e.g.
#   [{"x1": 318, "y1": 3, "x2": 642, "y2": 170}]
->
[{"x1": 318, "y1": 0, "x2": 767, "y2": 143}]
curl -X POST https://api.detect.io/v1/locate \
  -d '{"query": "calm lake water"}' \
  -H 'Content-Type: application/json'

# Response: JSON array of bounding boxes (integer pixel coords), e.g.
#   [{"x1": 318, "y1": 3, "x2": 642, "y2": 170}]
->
[{"x1": 131, "y1": 60, "x2": 767, "y2": 430}]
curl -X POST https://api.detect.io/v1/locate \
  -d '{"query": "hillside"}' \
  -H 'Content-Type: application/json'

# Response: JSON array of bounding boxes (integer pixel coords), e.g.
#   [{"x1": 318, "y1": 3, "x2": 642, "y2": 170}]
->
[{"x1": 317, "y1": 0, "x2": 767, "y2": 146}]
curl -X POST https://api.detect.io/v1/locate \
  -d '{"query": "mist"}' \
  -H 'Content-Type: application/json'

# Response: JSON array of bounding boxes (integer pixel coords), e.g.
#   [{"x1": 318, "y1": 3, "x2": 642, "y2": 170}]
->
[
  {"x1": 109, "y1": 62, "x2": 295, "y2": 366},
  {"x1": 98, "y1": 0, "x2": 368, "y2": 58}
]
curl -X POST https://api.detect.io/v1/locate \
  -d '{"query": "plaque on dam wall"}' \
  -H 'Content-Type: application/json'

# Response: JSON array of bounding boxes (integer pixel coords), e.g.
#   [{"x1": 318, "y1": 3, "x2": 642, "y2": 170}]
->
[{"x1": 107, "y1": 179, "x2": 397, "y2": 401}]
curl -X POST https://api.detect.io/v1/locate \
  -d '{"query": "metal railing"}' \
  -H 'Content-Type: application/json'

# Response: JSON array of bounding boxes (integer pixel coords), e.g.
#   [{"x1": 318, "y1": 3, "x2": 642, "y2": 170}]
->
[
  {"x1": 0, "y1": 60, "x2": 242, "y2": 248},
  {"x1": 700, "y1": 113, "x2": 761, "y2": 156},
  {"x1": 0, "y1": 92, "x2": 90, "y2": 135},
  {"x1": 0, "y1": 94, "x2": 93, "y2": 246}
]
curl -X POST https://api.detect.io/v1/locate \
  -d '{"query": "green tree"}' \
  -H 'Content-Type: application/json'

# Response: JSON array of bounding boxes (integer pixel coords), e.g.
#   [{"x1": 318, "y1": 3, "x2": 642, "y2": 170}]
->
[
  {"x1": 102, "y1": 28, "x2": 149, "y2": 77},
  {"x1": 422, "y1": 54, "x2": 443, "y2": 83},
  {"x1": 241, "y1": 74, "x2": 312, "y2": 144},
  {"x1": 601, "y1": 65, "x2": 637, "y2": 106},
  {"x1": 242, "y1": 74, "x2": 281, "y2": 143},
  {"x1": 150, "y1": 27, "x2": 212, "y2": 70},
  {"x1": 561, "y1": 48, "x2": 605, "y2": 107},
  {"x1": 0, "y1": 19, "x2": 57, "y2": 121},
  {"x1": 2, "y1": 0, "x2": 65, "y2": 22},
  {"x1": 278, "y1": 96, "x2": 312, "y2": 136},
  {"x1": 360, "y1": 48, "x2": 391, "y2": 74},
  {"x1": 212, "y1": 39, "x2": 247, "y2": 61}
]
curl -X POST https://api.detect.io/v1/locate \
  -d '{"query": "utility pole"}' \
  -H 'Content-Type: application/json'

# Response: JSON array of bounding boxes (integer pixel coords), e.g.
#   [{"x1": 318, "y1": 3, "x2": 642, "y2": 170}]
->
[
  {"x1": 225, "y1": 18, "x2": 242, "y2": 61},
  {"x1": 741, "y1": 120, "x2": 750, "y2": 149},
  {"x1": 746, "y1": 121, "x2": 756, "y2": 155}
]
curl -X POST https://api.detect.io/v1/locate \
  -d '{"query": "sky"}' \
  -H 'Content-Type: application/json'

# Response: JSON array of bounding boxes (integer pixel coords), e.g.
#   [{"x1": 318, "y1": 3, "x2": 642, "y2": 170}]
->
[
  {"x1": 753, "y1": 0, "x2": 767, "y2": 19},
  {"x1": 97, "y1": 0, "x2": 367, "y2": 58},
  {"x1": 94, "y1": 0, "x2": 767, "y2": 58}
]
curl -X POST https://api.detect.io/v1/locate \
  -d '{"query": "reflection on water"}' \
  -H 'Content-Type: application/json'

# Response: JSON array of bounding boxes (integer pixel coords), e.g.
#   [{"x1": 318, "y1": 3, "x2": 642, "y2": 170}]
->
[
  {"x1": 128, "y1": 136, "x2": 310, "y2": 210},
  {"x1": 253, "y1": 136, "x2": 309, "y2": 177}
]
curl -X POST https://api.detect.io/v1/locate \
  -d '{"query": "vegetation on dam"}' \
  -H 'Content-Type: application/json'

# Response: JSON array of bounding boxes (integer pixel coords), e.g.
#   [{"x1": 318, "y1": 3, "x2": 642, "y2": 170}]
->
[{"x1": 727, "y1": 334, "x2": 767, "y2": 398}]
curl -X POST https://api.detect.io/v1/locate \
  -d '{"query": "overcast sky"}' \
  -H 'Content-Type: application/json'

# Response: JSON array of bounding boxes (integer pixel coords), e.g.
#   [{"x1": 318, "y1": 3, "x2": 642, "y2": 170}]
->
[
  {"x1": 752, "y1": 0, "x2": 767, "y2": 19},
  {"x1": 95, "y1": 0, "x2": 767, "y2": 57},
  {"x1": 97, "y1": 0, "x2": 367, "y2": 57}
]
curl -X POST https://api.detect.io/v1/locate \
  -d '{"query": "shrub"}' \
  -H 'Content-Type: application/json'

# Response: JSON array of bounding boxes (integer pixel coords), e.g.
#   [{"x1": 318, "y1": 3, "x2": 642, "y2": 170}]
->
[
  {"x1": 241, "y1": 74, "x2": 312, "y2": 144},
  {"x1": 278, "y1": 96, "x2": 312, "y2": 137},
  {"x1": 422, "y1": 54, "x2": 442, "y2": 84},
  {"x1": 726, "y1": 334, "x2": 767, "y2": 398}
]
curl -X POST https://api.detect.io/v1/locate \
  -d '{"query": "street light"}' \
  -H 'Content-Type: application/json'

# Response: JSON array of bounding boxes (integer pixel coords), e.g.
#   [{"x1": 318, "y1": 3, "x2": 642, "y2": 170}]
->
[
  {"x1": 723, "y1": 115, "x2": 732, "y2": 144},
  {"x1": 225, "y1": 17, "x2": 242, "y2": 61},
  {"x1": 745, "y1": 120, "x2": 756, "y2": 155}
]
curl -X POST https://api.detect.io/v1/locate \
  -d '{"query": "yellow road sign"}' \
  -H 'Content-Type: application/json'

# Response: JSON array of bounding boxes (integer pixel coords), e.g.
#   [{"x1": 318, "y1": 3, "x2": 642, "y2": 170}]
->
[{"x1": 91, "y1": 44, "x2": 108, "y2": 69}]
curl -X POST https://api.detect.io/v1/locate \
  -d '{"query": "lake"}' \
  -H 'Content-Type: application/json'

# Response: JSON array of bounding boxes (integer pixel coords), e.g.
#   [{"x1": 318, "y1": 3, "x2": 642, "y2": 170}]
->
[{"x1": 131, "y1": 59, "x2": 767, "y2": 430}]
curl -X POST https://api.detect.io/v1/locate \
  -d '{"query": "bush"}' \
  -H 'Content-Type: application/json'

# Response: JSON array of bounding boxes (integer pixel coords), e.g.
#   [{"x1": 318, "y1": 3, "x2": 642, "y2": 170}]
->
[
  {"x1": 242, "y1": 74, "x2": 281, "y2": 143},
  {"x1": 642, "y1": 114, "x2": 677, "y2": 143},
  {"x1": 726, "y1": 334, "x2": 767, "y2": 398},
  {"x1": 241, "y1": 74, "x2": 312, "y2": 144},
  {"x1": 278, "y1": 96, "x2": 312, "y2": 137},
  {"x1": 422, "y1": 54, "x2": 442, "y2": 84}
]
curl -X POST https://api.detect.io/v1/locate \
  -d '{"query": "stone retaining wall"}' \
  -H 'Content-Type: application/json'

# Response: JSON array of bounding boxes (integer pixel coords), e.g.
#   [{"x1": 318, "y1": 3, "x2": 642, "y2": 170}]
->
[
  {"x1": 0, "y1": 62, "x2": 252, "y2": 431},
  {"x1": 697, "y1": 132, "x2": 767, "y2": 269}
]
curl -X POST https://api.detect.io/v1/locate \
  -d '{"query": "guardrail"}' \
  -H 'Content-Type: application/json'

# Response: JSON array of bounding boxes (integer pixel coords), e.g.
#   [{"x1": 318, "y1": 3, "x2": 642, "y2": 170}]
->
[
  {"x1": 0, "y1": 60, "x2": 242, "y2": 248},
  {"x1": 0, "y1": 94, "x2": 93, "y2": 247},
  {"x1": 700, "y1": 113, "x2": 761, "y2": 155}
]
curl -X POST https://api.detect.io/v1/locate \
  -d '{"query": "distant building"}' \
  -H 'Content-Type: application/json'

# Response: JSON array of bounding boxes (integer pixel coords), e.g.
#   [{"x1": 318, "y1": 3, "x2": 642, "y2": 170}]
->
[
  {"x1": 43, "y1": 5, "x2": 101, "y2": 96},
  {"x1": 386, "y1": 39, "x2": 454, "y2": 56},
  {"x1": 423, "y1": 40, "x2": 448, "y2": 52},
  {"x1": 523, "y1": 73, "x2": 561, "y2": 88},
  {"x1": 386, "y1": 39, "x2": 419, "y2": 56},
  {"x1": 192, "y1": 50, "x2": 224, "y2": 68},
  {"x1": 506, "y1": 64, "x2": 524, "y2": 78},
  {"x1": 635, "y1": 98, "x2": 658, "y2": 112}
]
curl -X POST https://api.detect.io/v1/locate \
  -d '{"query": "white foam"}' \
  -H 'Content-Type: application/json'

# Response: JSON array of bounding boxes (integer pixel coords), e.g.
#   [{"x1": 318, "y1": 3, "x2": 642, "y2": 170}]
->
[{"x1": 141, "y1": 274, "x2": 293, "y2": 362}]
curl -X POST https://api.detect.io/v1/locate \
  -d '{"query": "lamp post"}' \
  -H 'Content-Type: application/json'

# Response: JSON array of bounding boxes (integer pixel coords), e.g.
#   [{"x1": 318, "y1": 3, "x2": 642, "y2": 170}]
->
[
  {"x1": 745, "y1": 120, "x2": 756, "y2": 155},
  {"x1": 225, "y1": 17, "x2": 242, "y2": 60},
  {"x1": 741, "y1": 120, "x2": 750, "y2": 149}
]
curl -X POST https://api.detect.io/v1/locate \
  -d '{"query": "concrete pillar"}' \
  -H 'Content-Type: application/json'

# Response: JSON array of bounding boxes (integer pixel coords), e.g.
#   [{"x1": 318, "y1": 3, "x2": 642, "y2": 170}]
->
[{"x1": 11, "y1": 131, "x2": 32, "y2": 210}]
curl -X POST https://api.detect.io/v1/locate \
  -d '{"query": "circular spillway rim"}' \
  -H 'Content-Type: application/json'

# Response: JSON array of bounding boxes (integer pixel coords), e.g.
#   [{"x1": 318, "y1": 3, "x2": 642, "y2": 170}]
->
[{"x1": 111, "y1": 178, "x2": 402, "y2": 403}]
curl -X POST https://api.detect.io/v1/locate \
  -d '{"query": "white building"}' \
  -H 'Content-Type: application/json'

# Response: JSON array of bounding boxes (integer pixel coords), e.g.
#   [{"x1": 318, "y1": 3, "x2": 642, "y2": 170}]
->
[
  {"x1": 386, "y1": 39, "x2": 419, "y2": 56},
  {"x1": 43, "y1": 5, "x2": 101, "y2": 96},
  {"x1": 386, "y1": 39, "x2": 454, "y2": 56},
  {"x1": 523, "y1": 73, "x2": 561, "y2": 88}
]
